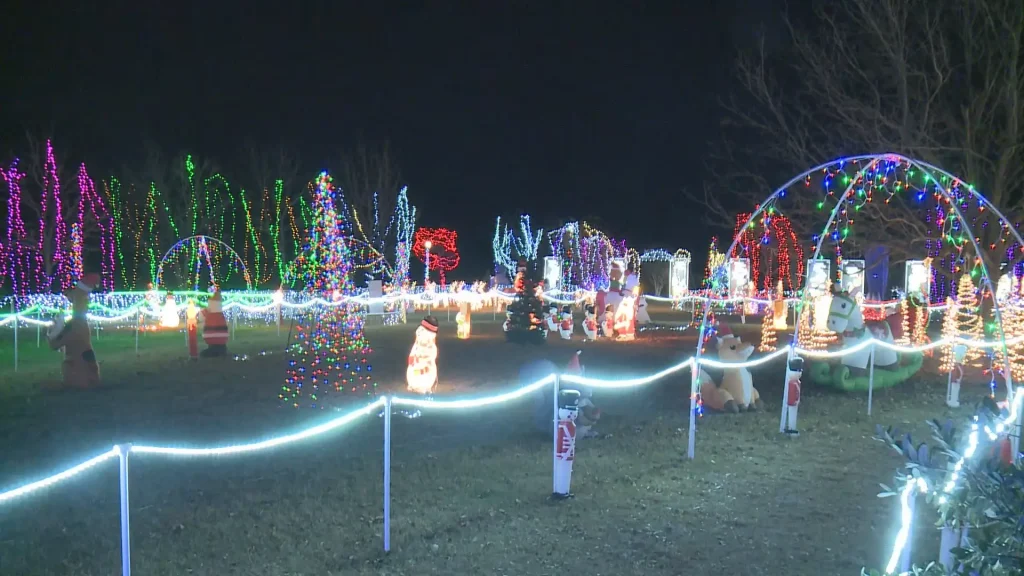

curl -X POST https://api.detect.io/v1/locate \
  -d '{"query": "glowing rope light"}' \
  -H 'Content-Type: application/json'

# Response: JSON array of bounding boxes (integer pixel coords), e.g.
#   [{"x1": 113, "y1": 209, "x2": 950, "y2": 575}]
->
[{"x1": 0, "y1": 447, "x2": 118, "y2": 504}]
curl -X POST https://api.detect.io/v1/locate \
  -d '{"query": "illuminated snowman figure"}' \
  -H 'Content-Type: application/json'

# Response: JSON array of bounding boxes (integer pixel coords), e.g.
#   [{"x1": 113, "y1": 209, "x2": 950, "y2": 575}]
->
[
  {"x1": 161, "y1": 293, "x2": 180, "y2": 328},
  {"x1": 407, "y1": 316, "x2": 439, "y2": 394}
]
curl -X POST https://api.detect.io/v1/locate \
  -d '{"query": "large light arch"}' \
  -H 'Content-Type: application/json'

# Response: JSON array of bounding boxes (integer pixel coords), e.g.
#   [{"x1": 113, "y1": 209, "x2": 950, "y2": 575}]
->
[{"x1": 687, "y1": 153, "x2": 1021, "y2": 459}]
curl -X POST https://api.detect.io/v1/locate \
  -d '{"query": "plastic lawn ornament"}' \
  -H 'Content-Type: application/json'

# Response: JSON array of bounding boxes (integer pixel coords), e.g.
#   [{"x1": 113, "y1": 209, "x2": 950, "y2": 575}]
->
[
  {"x1": 160, "y1": 293, "x2": 179, "y2": 328},
  {"x1": 186, "y1": 300, "x2": 199, "y2": 360},
  {"x1": 407, "y1": 316, "x2": 439, "y2": 394},
  {"x1": 456, "y1": 301, "x2": 471, "y2": 339}
]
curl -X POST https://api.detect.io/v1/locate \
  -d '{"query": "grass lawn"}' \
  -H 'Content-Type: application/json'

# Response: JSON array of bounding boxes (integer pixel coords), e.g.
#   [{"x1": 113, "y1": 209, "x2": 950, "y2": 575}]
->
[{"x1": 0, "y1": 304, "x2": 980, "y2": 575}]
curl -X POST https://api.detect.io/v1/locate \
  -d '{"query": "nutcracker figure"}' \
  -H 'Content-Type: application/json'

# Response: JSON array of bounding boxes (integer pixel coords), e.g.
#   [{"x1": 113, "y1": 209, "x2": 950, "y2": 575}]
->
[
  {"x1": 558, "y1": 305, "x2": 573, "y2": 340},
  {"x1": 553, "y1": 388, "x2": 581, "y2": 499},
  {"x1": 783, "y1": 355, "x2": 803, "y2": 436},
  {"x1": 582, "y1": 305, "x2": 598, "y2": 340},
  {"x1": 601, "y1": 304, "x2": 615, "y2": 337},
  {"x1": 407, "y1": 315, "x2": 439, "y2": 394},
  {"x1": 199, "y1": 289, "x2": 229, "y2": 357}
]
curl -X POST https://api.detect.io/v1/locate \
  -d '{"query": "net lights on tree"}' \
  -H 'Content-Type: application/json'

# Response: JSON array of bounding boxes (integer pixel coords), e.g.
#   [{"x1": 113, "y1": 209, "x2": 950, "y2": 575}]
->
[
  {"x1": 731, "y1": 210, "x2": 805, "y2": 292},
  {"x1": 412, "y1": 228, "x2": 460, "y2": 287}
]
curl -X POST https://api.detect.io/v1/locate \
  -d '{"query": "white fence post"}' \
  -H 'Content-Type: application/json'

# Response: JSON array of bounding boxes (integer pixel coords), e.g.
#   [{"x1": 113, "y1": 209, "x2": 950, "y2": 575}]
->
[
  {"x1": 383, "y1": 396, "x2": 392, "y2": 553},
  {"x1": 779, "y1": 345, "x2": 794, "y2": 433},
  {"x1": 118, "y1": 444, "x2": 132, "y2": 576},
  {"x1": 867, "y1": 344, "x2": 876, "y2": 416},
  {"x1": 687, "y1": 362, "x2": 698, "y2": 459}
]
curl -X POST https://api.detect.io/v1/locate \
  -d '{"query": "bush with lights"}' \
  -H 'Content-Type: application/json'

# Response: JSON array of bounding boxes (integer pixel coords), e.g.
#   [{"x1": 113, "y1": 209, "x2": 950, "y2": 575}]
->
[
  {"x1": 867, "y1": 400, "x2": 1022, "y2": 576},
  {"x1": 505, "y1": 262, "x2": 546, "y2": 344}
]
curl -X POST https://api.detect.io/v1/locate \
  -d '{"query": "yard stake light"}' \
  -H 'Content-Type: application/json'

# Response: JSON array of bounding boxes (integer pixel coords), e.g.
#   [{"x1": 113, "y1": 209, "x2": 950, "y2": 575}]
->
[{"x1": 117, "y1": 444, "x2": 132, "y2": 576}]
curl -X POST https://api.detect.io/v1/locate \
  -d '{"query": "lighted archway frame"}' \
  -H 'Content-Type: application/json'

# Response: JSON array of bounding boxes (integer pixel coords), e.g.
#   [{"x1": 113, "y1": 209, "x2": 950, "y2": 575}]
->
[
  {"x1": 155, "y1": 235, "x2": 252, "y2": 291},
  {"x1": 688, "y1": 153, "x2": 1022, "y2": 460}
]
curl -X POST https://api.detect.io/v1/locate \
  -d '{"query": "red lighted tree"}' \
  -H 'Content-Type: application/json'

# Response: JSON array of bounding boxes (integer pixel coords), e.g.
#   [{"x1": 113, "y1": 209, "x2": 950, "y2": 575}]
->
[{"x1": 412, "y1": 227, "x2": 460, "y2": 286}]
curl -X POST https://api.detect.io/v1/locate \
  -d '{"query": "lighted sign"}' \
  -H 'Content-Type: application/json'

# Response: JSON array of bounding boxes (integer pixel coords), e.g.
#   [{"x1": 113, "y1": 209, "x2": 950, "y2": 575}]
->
[
  {"x1": 543, "y1": 257, "x2": 562, "y2": 292},
  {"x1": 904, "y1": 260, "x2": 931, "y2": 297},
  {"x1": 669, "y1": 254, "x2": 691, "y2": 298},
  {"x1": 728, "y1": 258, "x2": 750, "y2": 298},
  {"x1": 806, "y1": 259, "x2": 831, "y2": 298},
  {"x1": 840, "y1": 260, "x2": 865, "y2": 297}
]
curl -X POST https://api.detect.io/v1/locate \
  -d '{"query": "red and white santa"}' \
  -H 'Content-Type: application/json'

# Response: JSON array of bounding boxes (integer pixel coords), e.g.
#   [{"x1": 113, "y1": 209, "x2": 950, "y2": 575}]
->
[{"x1": 199, "y1": 289, "x2": 230, "y2": 357}]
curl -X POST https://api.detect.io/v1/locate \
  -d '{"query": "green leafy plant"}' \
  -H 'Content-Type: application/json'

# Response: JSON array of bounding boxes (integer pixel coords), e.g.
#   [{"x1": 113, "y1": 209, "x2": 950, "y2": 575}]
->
[{"x1": 866, "y1": 397, "x2": 1024, "y2": 575}]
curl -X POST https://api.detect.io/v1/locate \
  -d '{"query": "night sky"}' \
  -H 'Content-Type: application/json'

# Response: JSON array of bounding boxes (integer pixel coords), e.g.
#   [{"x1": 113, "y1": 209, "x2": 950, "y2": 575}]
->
[{"x1": 0, "y1": 1, "x2": 786, "y2": 276}]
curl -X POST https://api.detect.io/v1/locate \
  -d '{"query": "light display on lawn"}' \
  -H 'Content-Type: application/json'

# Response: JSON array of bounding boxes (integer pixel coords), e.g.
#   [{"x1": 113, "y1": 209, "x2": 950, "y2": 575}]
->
[
  {"x1": 731, "y1": 210, "x2": 804, "y2": 292},
  {"x1": 703, "y1": 238, "x2": 727, "y2": 292},
  {"x1": 939, "y1": 275, "x2": 985, "y2": 371},
  {"x1": 281, "y1": 171, "x2": 376, "y2": 408}
]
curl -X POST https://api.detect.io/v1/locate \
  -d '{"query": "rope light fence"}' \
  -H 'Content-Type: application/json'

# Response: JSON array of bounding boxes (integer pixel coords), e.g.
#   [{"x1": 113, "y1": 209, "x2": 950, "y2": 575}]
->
[{"x1": 0, "y1": 336, "x2": 1020, "y2": 575}]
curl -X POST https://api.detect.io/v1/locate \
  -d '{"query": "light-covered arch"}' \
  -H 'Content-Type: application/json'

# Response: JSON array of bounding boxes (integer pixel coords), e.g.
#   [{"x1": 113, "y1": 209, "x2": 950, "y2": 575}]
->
[{"x1": 687, "y1": 153, "x2": 1021, "y2": 459}]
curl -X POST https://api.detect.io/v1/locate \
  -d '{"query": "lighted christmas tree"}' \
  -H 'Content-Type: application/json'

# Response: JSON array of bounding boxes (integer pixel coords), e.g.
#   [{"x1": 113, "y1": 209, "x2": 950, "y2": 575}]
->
[
  {"x1": 951, "y1": 274, "x2": 985, "y2": 366},
  {"x1": 992, "y1": 295, "x2": 1024, "y2": 386},
  {"x1": 281, "y1": 171, "x2": 377, "y2": 408},
  {"x1": 759, "y1": 306, "x2": 777, "y2": 352},
  {"x1": 703, "y1": 238, "x2": 727, "y2": 292},
  {"x1": 938, "y1": 296, "x2": 960, "y2": 373},
  {"x1": 797, "y1": 305, "x2": 823, "y2": 351},
  {"x1": 505, "y1": 263, "x2": 546, "y2": 344}
]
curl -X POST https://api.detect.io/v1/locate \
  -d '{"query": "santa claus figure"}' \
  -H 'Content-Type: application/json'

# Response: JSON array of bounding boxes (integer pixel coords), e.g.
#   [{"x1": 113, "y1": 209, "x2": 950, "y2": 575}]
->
[
  {"x1": 558, "y1": 305, "x2": 574, "y2": 339},
  {"x1": 199, "y1": 289, "x2": 229, "y2": 357},
  {"x1": 582, "y1": 305, "x2": 598, "y2": 340},
  {"x1": 407, "y1": 316, "x2": 439, "y2": 394},
  {"x1": 47, "y1": 273, "x2": 101, "y2": 388},
  {"x1": 613, "y1": 293, "x2": 636, "y2": 341}
]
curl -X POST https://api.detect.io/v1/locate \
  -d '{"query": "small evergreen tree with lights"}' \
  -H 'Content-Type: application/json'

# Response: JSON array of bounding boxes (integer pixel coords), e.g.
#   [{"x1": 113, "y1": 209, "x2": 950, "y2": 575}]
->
[{"x1": 505, "y1": 263, "x2": 546, "y2": 344}]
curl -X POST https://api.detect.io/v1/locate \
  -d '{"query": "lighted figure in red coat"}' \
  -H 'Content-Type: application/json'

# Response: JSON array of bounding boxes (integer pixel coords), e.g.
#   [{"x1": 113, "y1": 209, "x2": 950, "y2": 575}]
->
[
  {"x1": 199, "y1": 289, "x2": 229, "y2": 357},
  {"x1": 47, "y1": 273, "x2": 101, "y2": 388}
]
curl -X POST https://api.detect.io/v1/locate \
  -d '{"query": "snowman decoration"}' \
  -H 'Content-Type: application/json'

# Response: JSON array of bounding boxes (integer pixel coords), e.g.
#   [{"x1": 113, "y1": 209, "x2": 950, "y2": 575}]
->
[{"x1": 407, "y1": 316, "x2": 440, "y2": 395}]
